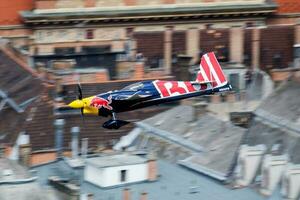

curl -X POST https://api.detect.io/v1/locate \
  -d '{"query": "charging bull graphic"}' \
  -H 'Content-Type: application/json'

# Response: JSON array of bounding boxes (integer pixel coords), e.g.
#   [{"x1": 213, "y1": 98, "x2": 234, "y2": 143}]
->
[{"x1": 90, "y1": 95, "x2": 113, "y2": 110}]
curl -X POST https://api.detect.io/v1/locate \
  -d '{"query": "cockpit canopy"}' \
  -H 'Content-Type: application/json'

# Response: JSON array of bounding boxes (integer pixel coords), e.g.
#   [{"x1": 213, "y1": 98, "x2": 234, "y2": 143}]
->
[{"x1": 121, "y1": 82, "x2": 144, "y2": 91}]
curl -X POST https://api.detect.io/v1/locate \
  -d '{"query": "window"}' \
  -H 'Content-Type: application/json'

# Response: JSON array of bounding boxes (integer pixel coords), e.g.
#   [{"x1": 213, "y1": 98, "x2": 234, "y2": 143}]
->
[
  {"x1": 54, "y1": 47, "x2": 75, "y2": 55},
  {"x1": 120, "y1": 170, "x2": 127, "y2": 182},
  {"x1": 85, "y1": 29, "x2": 94, "y2": 39},
  {"x1": 81, "y1": 46, "x2": 110, "y2": 54}
]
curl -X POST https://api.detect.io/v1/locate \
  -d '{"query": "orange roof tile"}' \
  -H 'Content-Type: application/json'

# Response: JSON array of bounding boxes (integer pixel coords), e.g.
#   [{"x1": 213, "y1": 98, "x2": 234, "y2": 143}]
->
[
  {"x1": 276, "y1": 0, "x2": 300, "y2": 14},
  {"x1": 0, "y1": 0, "x2": 33, "y2": 25}
]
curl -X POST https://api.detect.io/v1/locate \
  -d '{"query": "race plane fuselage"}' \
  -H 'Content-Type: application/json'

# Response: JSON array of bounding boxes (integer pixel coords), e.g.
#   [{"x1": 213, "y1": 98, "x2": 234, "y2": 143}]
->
[{"x1": 68, "y1": 52, "x2": 232, "y2": 129}]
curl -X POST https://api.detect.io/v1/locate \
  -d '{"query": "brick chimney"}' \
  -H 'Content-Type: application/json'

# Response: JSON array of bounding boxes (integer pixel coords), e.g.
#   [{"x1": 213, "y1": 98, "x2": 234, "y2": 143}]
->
[
  {"x1": 229, "y1": 112, "x2": 252, "y2": 128},
  {"x1": 140, "y1": 192, "x2": 147, "y2": 200},
  {"x1": 19, "y1": 144, "x2": 32, "y2": 167},
  {"x1": 147, "y1": 155, "x2": 158, "y2": 182},
  {"x1": 134, "y1": 62, "x2": 145, "y2": 79},
  {"x1": 192, "y1": 101, "x2": 208, "y2": 121},
  {"x1": 123, "y1": 188, "x2": 131, "y2": 200},
  {"x1": 173, "y1": 55, "x2": 192, "y2": 81}
]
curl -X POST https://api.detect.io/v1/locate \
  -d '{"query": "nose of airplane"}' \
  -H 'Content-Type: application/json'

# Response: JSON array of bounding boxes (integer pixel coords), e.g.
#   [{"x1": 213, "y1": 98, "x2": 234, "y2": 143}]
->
[{"x1": 68, "y1": 99, "x2": 84, "y2": 109}]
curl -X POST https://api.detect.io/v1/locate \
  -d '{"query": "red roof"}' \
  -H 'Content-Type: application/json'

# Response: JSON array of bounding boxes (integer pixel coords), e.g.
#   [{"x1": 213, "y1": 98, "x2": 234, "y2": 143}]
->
[
  {"x1": 0, "y1": 0, "x2": 33, "y2": 25},
  {"x1": 276, "y1": 0, "x2": 300, "y2": 14}
]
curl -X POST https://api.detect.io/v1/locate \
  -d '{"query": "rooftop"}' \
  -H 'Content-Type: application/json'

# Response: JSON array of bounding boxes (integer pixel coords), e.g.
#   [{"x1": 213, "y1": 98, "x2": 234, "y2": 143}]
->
[
  {"x1": 0, "y1": 158, "x2": 31, "y2": 181},
  {"x1": 0, "y1": 42, "x2": 45, "y2": 146},
  {"x1": 119, "y1": 105, "x2": 246, "y2": 181},
  {"x1": 21, "y1": 2, "x2": 277, "y2": 24},
  {"x1": 0, "y1": 158, "x2": 59, "y2": 200},
  {"x1": 86, "y1": 154, "x2": 147, "y2": 168},
  {"x1": 275, "y1": 0, "x2": 300, "y2": 14},
  {"x1": 245, "y1": 74, "x2": 300, "y2": 163},
  {"x1": 33, "y1": 158, "x2": 270, "y2": 200}
]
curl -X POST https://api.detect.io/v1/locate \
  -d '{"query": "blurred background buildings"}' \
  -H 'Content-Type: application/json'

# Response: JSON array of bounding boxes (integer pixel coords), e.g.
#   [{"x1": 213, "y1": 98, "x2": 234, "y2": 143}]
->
[{"x1": 0, "y1": 0, "x2": 300, "y2": 200}]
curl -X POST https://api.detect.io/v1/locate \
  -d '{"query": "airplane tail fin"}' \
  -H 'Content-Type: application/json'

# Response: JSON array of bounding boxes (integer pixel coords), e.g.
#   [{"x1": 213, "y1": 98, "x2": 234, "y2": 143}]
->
[{"x1": 195, "y1": 52, "x2": 228, "y2": 88}]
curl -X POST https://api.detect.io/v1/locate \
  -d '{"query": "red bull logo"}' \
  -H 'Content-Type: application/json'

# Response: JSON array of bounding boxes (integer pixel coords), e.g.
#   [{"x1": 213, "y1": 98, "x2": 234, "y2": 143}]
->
[{"x1": 90, "y1": 95, "x2": 113, "y2": 110}]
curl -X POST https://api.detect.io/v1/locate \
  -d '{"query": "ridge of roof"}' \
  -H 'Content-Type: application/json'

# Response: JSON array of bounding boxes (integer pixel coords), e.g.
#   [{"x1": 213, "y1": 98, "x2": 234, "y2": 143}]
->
[{"x1": 0, "y1": 42, "x2": 39, "y2": 78}]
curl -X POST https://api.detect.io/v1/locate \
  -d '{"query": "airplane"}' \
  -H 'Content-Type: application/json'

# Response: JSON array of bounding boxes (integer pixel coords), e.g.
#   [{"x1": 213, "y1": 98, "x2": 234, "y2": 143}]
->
[{"x1": 68, "y1": 52, "x2": 232, "y2": 129}]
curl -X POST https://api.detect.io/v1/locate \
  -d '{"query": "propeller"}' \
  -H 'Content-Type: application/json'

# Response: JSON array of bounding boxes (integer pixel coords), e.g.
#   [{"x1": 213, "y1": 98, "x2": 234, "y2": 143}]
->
[
  {"x1": 77, "y1": 83, "x2": 83, "y2": 100},
  {"x1": 77, "y1": 83, "x2": 84, "y2": 117}
]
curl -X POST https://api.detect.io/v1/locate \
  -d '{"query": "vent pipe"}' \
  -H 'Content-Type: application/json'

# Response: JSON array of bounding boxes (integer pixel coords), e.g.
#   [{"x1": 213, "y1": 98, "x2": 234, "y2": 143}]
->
[
  {"x1": 54, "y1": 119, "x2": 65, "y2": 158},
  {"x1": 71, "y1": 127, "x2": 80, "y2": 159},
  {"x1": 81, "y1": 138, "x2": 88, "y2": 158}
]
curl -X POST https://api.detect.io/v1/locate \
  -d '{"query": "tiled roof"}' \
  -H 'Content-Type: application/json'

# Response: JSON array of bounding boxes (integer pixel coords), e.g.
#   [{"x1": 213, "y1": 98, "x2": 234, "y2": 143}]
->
[
  {"x1": 275, "y1": 0, "x2": 300, "y2": 13},
  {"x1": 0, "y1": 45, "x2": 44, "y2": 146},
  {"x1": 0, "y1": 49, "x2": 42, "y2": 105},
  {"x1": 0, "y1": 0, "x2": 33, "y2": 25}
]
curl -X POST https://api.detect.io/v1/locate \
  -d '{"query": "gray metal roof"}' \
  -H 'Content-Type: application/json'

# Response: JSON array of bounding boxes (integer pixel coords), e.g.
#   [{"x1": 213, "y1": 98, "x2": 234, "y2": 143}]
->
[
  {"x1": 0, "y1": 182, "x2": 59, "y2": 200},
  {"x1": 245, "y1": 77, "x2": 300, "y2": 163},
  {"x1": 86, "y1": 154, "x2": 147, "y2": 168},
  {"x1": 32, "y1": 159, "x2": 273, "y2": 200},
  {"x1": 0, "y1": 158, "x2": 31, "y2": 181},
  {"x1": 256, "y1": 78, "x2": 300, "y2": 125},
  {"x1": 133, "y1": 105, "x2": 246, "y2": 181},
  {"x1": 0, "y1": 158, "x2": 59, "y2": 200}
]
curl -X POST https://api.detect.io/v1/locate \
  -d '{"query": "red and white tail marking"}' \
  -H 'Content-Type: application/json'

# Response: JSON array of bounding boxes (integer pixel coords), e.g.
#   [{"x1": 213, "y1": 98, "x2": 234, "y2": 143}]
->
[{"x1": 196, "y1": 52, "x2": 227, "y2": 88}]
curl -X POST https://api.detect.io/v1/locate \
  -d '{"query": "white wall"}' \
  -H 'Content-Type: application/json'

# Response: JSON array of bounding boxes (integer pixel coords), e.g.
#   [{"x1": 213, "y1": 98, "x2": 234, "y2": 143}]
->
[
  {"x1": 85, "y1": 165, "x2": 105, "y2": 187},
  {"x1": 9, "y1": 132, "x2": 30, "y2": 160},
  {"x1": 281, "y1": 164, "x2": 300, "y2": 200},
  {"x1": 235, "y1": 145, "x2": 266, "y2": 186},
  {"x1": 260, "y1": 154, "x2": 288, "y2": 196},
  {"x1": 85, "y1": 163, "x2": 148, "y2": 188}
]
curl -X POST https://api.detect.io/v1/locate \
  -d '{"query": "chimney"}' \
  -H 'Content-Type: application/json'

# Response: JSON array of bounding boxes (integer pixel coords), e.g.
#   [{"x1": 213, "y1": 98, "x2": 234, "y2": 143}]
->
[
  {"x1": 147, "y1": 154, "x2": 158, "y2": 182},
  {"x1": 19, "y1": 144, "x2": 32, "y2": 167},
  {"x1": 71, "y1": 127, "x2": 80, "y2": 159},
  {"x1": 281, "y1": 164, "x2": 300, "y2": 199},
  {"x1": 260, "y1": 154, "x2": 289, "y2": 196},
  {"x1": 140, "y1": 192, "x2": 147, "y2": 200},
  {"x1": 235, "y1": 144, "x2": 266, "y2": 186},
  {"x1": 81, "y1": 138, "x2": 88, "y2": 158},
  {"x1": 229, "y1": 112, "x2": 253, "y2": 128},
  {"x1": 134, "y1": 62, "x2": 144, "y2": 79},
  {"x1": 122, "y1": 188, "x2": 131, "y2": 200},
  {"x1": 192, "y1": 101, "x2": 208, "y2": 121},
  {"x1": 54, "y1": 119, "x2": 65, "y2": 158},
  {"x1": 174, "y1": 55, "x2": 192, "y2": 81}
]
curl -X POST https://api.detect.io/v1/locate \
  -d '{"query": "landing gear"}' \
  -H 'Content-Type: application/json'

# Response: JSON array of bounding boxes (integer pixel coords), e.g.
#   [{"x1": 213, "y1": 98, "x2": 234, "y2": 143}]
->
[{"x1": 102, "y1": 112, "x2": 130, "y2": 129}]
